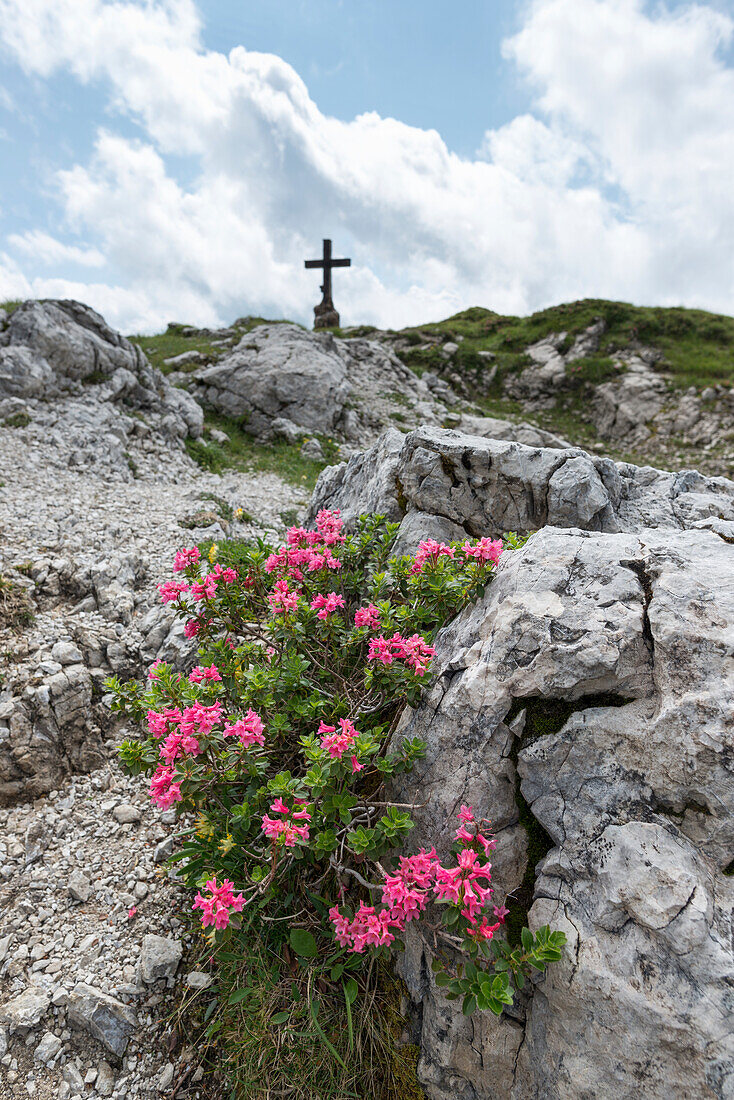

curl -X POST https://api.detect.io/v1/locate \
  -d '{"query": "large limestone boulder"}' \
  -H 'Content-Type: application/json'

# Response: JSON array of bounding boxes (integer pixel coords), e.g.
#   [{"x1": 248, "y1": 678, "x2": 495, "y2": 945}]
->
[
  {"x1": 389, "y1": 525, "x2": 733, "y2": 1099},
  {"x1": 190, "y1": 323, "x2": 445, "y2": 443},
  {"x1": 191, "y1": 324, "x2": 353, "y2": 438},
  {"x1": 307, "y1": 426, "x2": 734, "y2": 540},
  {"x1": 0, "y1": 300, "x2": 202, "y2": 440}
]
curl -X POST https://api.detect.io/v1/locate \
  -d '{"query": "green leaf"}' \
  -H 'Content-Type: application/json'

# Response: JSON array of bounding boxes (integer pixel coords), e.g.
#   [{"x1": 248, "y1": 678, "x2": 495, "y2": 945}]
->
[
  {"x1": 290, "y1": 929, "x2": 318, "y2": 958},
  {"x1": 271, "y1": 1010, "x2": 290, "y2": 1024},
  {"x1": 227, "y1": 988, "x2": 250, "y2": 1005},
  {"x1": 462, "y1": 994, "x2": 477, "y2": 1016},
  {"x1": 521, "y1": 926, "x2": 533, "y2": 953},
  {"x1": 343, "y1": 977, "x2": 358, "y2": 1006}
]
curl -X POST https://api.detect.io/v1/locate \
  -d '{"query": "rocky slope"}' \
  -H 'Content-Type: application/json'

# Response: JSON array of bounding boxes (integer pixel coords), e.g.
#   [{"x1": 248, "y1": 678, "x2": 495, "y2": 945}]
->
[
  {"x1": 311, "y1": 426, "x2": 734, "y2": 1100},
  {"x1": 0, "y1": 300, "x2": 306, "y2": 1098},
  {"x1": 129, "y1": 298, "x2": 734, "y2": 478},
  {"x1": 1, "y1": 297, "x2": 732, "y2": 1099}
]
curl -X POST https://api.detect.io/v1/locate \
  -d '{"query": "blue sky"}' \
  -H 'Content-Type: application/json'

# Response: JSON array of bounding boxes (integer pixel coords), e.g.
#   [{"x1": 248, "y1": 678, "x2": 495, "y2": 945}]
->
[{"x1": 0, "y1": 0, "x2": 733, "y2": 332}]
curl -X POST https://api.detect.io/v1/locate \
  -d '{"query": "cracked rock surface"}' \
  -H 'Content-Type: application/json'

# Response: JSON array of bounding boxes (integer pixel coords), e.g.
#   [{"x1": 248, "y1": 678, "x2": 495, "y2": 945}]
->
[
  {"x1": 388, "y1": 525, "x2": 733, "y2": 1099},
  {"x1": 308, "y1": 425, "x2": 734, "y2": 542}
]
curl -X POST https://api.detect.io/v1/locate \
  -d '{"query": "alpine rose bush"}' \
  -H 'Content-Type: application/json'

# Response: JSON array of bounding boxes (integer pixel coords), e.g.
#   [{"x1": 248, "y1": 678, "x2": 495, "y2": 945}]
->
[{"x1": 111, "y1": 512, "x2": 564, "y2": 1020}]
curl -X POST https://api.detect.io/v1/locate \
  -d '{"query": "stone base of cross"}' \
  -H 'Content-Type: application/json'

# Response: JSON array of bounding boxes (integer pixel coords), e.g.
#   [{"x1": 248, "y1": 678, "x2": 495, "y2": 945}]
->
[{"x1": 305, "y1": 239, "x2": 351, "y2": 330}]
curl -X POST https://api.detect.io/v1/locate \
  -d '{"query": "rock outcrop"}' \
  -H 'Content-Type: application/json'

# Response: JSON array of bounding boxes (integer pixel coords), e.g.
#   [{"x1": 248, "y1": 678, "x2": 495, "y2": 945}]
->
[
  {"x1": 190, "y1": 322, "x2": 449, "y2": 446},
  {"x1": 0, "y1": 300, "x2": 203, "y2": 456},
  {"x1": 390, "y1": 525, "x2": 733, "y2": 1100},
  {"x1": 309, "y1": 425, "x2": 734, "y2": 1098},
  {"x1": 307, "y1": 426, "x2": 734, "y2": 542}
]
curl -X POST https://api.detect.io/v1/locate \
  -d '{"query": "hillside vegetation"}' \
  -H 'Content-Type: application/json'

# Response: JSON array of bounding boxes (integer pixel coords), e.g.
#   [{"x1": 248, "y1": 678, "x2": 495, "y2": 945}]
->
[{"x1": 398, "y1": 299, "x2": 734, "y2": 391}]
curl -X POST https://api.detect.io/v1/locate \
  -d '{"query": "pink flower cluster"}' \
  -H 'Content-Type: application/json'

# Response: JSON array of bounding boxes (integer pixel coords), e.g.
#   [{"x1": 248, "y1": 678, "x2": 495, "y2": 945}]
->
[
  {"x1": 410, "y1": 539, "x2": 455, "y2": 574},
  {"x1": 147, "y1": 700, "x2": 224, "y2": 808},
  {"x1": 454, "y1": 803, "x2": 498, "y2": 856},
  {"x1": 460, "y1": 538, "x2": 503, "y2": 565},
  {"x1": 189, "y1": 663, "x2": 222, "y2": 684},
  {"x1": 173, "y1": 547, "x2": 201, "y2": 573},
  {"x1": 149, "y1": 766, "x2": 182, "y2": 810},
  {"x1": 368, "y1": 633, "x2": 436, "y2": 676},
  {"x1": 159, "y1": 579, "x2": 189, "y2": 604},
  {"x1": 261, "y1": 797, "x2": 311, "y2": 847},
  {"x1": 408, "y1": 537, "x2": 504, "y2": 574},
  {"x1": 265, "y1": 510, "x2": 345, "y2": 581},
  {"x1": 192, "y1": 877, "x2": 245, "y2": 930},
  {"x1": 223, "y1": 710, "x2": 265, "y2": 748},
  {"x1": 318, "y1": 719, "x2": 362, "y2": 771},
  {"x1": 329, "y1": 811, "x2": 508, "y2": 952},
  {"x1": 310, "y1": 592, "x2": 346, "y2": 620},
  {"x1": 354, "y1": 604, "x2": 381, "y2": 629},
  {"x1": 268, "y1": 578, "x2": 300, "y2": 614}
]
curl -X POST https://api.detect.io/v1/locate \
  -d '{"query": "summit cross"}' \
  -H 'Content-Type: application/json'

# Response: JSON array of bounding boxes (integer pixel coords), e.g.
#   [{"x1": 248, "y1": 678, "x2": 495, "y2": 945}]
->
[{"x1": 305, "y1": 238, "x2": 351, "y2": 329}]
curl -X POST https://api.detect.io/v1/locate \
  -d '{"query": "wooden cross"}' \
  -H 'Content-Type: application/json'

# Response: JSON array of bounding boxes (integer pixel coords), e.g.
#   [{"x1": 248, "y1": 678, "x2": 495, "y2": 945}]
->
[{"x1": 305, "y1": 239, "x2": 351, "y2": 328}]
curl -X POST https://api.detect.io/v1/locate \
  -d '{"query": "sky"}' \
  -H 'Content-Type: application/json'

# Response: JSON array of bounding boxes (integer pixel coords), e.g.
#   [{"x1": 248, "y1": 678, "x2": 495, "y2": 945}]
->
[{"x1": 0, "y1": 0, "x2": 733, "y2": 334}]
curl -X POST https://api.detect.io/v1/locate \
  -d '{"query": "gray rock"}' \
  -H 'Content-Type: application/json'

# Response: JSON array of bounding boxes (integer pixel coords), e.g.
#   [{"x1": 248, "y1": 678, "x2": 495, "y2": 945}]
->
[
  {"x1": 96, "y1": 1061, "x2": 115, "y2": 1097},
  {"x1": 184, "y1": 971, "x2": 213, "y2": 990},
  {"x1": 0, "y1": 1026, "x2": 7, "y2": 1059},
  {"x1": 300, "y1": 437, "x2": 324, "y2": 461},
  {"x1": 459, "y1": 413, "x2": 570, "y2": 450},
  {"x1": 308, "y1": 426, "x2": 734, "y2": 544},
  {"x1": 191, "y1": 324, "x2": 352, "y2": 438},
  {"x1": 0, "y1": 986, "x2": 50, "y2": 1031},
  {"x1": 158, "y1": 1063, "x2": 175, "y2": 1090},
  {"x1": 162, "y1": 349, "x2": 205, "y2": 367},
  {"x1": 67, "y1": 869, "x2": 91, "y2": 903},
  {"x1": 153, "y1": 836, "x2": 175, "y2": 864},
  {"x1": 34, "y1": 1030, "x2": 62, "y2": 1063},
  {"x1": 0, "y1": 346, "x2": 56, "y2": 399},
  {"x1": 62, "y1": 1062, "x2": 85, "y2": 1093},
  {"x1": 139, "y1": 934, "x2": 183, "y2": 983},
  {"x1": 112, "y1": 802, "x2": 141, "y2": 824},
  {"x1": 51, "y1": 640, "x2": 83, "y2": 665},
  {"x1": 67, "y1": 983, "x2": 137, "y2": 1057},
  {"x1": 387, "y1": 525, "x2": 734, "y2": 1099}
]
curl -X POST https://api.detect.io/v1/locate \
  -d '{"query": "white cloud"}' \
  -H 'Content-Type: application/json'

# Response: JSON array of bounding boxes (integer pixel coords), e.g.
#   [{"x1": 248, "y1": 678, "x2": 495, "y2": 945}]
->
[
  {"x1": 0, "y1": 0, "x2": 732, "y2": 332},
  {"x1": 8, "y1": 229, "x2": 106, "y2": 267}
]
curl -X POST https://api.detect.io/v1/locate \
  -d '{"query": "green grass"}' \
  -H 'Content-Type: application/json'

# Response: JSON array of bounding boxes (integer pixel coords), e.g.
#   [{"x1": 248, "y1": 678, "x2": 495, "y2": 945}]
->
[
  {"x1": 0, "y1": 575, "x2": 35, "y2": 631},
  {"x1": 176, "y1": 937, "x2": 424, "y2": 1100},
  {"x1": 0, "y1": 299, "x2": 22, "y2": 317},
  {"x1": 403, "y1": 299, "x2": 734, "y2": 391},
  {"x1": 2, "y1": 412, "x2": 31, "y2": 428},
  {"x1": 186, "y1": 412, "x2": 340, "y2": 490}
]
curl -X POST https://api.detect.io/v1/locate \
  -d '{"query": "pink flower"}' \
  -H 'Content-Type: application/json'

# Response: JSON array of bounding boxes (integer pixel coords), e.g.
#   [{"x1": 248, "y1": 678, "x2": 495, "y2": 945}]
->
[
  {"x1": 367, "y1": 636, "x2": 394, "y2": 665},
  {"x1": 173, "y1": 547, "x2": 201, "y2": 573},
  {"x1": 354, "y1": 604, "x2": 381, "y2": 629},
  {"x1": 310, "y1": 592, "x2": 346, "y2": 620},
  {"x1": 315, "y1": 509, "x2": 345, "y2": 546},
  {"x1": 467, "y1": 917, "x2": 502, "y2": 942},
  {"x1": 223, "y1": 710, "x2": 265, "y2": 748},
  {"x1": 160, "y1": 731, "x2": 200, "y2": 765},
  {"x1": 367, "y1": 633, "x2": 435, "y2": 676},
  {"x1": 180, "y1": 700, "x2": 223, "y2": 736},
  {"x1": 268, "y1": 578, "x2": 300, "y2": 615},
  {"x1": 159, "y1": 579, "x2": 189, "y2": 604},
  {"x1": 210, "y1": 563, "x2": 237, "y2": 583},
  {"x1": 493, "y1": 904, "x2": 510, "y2": 923},
  {"x1": 147, "y1": 661, "x2": 165, "y2": 681},
  {"x1": 189, "y1": 664, "x2": 222, "y2": 684},
  {"x1": 350, "y1": 755, "x2": 364, "y2": 774},
  {"x1": 261, "y1": 797, "x2": 311, "y2": 847},
  {"x1": 127, "y1": 906, "x2": 137, "y2": 920},
  {"x1": 190, "y1": 575, "x2": 218, "y2": 602},
  {"x1": 184, "y1": 617, "x2": 203, "y2": 639},
  {"x1": 410, "y1": 539, "x2": 455, "y2": 574},
  {"x1": 460, "y1": 538, "x2": 503, "y2": 565},
  {"x1": 149, "y1": 765, "x2": 183, "y2": 810},
  {"x1": 146, "y1": 708, "x2": 182, "y2": 738},
  {"x1": 319, "y1": 718, "x2": 359, "y2": 760},
  {"x1": 192, "y1": 877, "x2": 245, "y2": 930},
  {"x1": 457, "y1": 805, "x2": 475, "y2": 824},
  {"x1": 329, "y1": 903, "x2": 396, "y2": 953}
]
